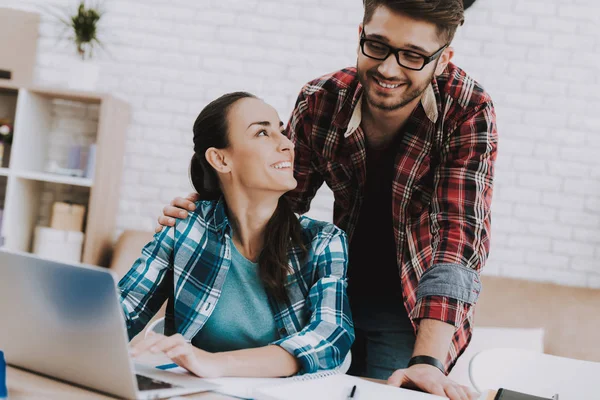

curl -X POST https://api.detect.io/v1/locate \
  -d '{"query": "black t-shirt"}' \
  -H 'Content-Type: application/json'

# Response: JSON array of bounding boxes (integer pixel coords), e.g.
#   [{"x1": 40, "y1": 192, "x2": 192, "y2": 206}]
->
[{"x1": 347, "y1": 143, "x2": 404, "y2": 305}]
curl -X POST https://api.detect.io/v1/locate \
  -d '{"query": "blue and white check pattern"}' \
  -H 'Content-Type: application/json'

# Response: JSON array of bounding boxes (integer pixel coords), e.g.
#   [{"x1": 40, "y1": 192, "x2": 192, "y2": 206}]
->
[{"x1": 119, "y1": 198, "x2": 354, "y2": 374}]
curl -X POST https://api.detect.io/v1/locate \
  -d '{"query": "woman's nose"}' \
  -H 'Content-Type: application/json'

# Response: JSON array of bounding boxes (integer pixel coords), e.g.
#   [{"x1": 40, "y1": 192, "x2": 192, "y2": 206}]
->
[{"x1": 278, "y1": 132, "x2": 294, "y2": 152}]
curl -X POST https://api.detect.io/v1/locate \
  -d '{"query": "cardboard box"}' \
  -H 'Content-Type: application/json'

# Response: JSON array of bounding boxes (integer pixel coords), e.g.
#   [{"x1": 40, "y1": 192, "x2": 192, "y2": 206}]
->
[
  {"x1": 33, "y1": 226, "x2": 84, "y2": 264},
  {"x1": 50, "y1": 202, "x2": 86, "y2": 232}
]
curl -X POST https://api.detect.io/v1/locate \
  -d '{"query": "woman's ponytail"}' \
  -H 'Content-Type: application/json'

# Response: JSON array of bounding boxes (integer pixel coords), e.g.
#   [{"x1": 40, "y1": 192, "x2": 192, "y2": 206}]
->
[{"x1": 189, "y1": 153, "x2": 221, "y2": 200}]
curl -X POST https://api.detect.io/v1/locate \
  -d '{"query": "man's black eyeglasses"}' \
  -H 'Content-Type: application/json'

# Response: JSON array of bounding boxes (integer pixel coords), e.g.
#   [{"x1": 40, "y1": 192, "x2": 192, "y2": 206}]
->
[{"x1": 359, "y1": 30, "x2": 448, "y2": 71}]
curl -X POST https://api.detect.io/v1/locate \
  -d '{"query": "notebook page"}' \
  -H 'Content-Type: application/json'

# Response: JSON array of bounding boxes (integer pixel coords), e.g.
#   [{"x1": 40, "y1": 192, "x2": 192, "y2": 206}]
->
[
  {"x1": 253, "y1": 374, "x2": 449, "y2": 400},
  {"x1": 159, "y1": 365, "x2": 342, "y2": 399}
]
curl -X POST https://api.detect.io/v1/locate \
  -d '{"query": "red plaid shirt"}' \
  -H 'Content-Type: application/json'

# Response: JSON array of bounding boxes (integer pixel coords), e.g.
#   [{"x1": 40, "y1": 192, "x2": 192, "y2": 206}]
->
[{"x1": 284, "y1": 63, "x2": 497, "y2": 371}]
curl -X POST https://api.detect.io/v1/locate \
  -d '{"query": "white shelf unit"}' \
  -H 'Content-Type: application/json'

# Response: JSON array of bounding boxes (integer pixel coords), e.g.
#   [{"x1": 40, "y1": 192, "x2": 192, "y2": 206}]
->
[
  {"x1": 13, "y1": 171, "x2": 93, "y2": 187},
  {"x1": 0, "y1": 82, "x2": 129, "y2": 266}
]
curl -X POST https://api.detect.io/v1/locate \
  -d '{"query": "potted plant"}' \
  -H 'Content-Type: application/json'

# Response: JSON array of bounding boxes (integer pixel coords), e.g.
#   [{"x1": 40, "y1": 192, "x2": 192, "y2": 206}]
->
[
  {"x1": 0, "y1": 120, "x2": 13, "y2": 168},
  {"x1": 51, "y1": 1, "x2": 105, "y2": 90}
]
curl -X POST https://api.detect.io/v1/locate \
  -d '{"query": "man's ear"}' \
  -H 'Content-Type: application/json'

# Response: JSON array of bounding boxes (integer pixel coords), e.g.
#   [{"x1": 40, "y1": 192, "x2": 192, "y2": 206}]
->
[
  {"x1": 435, "y1": 46, "x2": 454, "y2": 76},
  {"x1": 205, "y1": 148, "x2": 231, "y2": 174},
  {"x1": 357, "y1": 24, "x2": 364, "y2": 56}
]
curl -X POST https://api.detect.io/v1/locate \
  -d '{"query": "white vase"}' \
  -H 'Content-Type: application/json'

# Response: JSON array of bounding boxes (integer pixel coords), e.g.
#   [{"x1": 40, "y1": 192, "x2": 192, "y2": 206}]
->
[{"x1": 67, "y1": 58, "x2": 100, "y2": 91}]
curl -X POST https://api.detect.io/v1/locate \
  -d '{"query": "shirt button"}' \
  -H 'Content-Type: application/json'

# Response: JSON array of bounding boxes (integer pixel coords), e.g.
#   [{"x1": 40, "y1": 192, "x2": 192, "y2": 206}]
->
[{"x1": 279, "y1": 328, "x2": 286, "y2": 336}]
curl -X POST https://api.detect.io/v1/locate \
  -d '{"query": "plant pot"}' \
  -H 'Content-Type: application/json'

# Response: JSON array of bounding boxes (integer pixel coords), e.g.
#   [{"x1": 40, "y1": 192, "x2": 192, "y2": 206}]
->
[{"x1": 67, "y1": 58, "x2": 100, "y2": 91}]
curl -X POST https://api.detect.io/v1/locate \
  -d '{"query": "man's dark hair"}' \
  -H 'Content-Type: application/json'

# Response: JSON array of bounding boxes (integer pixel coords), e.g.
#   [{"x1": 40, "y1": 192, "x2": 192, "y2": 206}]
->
[
  {"x1": 463, "y1": 0, "x2": 476, "y2": 10},
  {"x1": 363, "y1": 0, "x2": 465, "y2": 44}
]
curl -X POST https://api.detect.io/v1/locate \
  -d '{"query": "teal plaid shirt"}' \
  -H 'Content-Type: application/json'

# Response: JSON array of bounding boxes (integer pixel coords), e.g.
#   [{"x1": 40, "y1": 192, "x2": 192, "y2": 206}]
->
[{"x1": 119, "y1": 198, "x2": 354, "y2": 374}]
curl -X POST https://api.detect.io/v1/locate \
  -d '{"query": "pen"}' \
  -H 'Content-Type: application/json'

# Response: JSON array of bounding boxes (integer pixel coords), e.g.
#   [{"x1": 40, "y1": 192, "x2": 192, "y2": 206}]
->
[
  {"x1": 347, "y1": 384, "x2": 357, "y2": 399},
  {"x1": 156, "y1": 363, "x2": 179, "y2": 370}
]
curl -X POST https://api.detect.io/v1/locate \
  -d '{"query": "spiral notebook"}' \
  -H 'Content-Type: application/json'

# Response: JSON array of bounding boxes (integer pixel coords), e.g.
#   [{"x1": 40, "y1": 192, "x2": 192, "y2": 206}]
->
[{"x1": 157, "y1": 363, "x2": 340, "y2": 399}]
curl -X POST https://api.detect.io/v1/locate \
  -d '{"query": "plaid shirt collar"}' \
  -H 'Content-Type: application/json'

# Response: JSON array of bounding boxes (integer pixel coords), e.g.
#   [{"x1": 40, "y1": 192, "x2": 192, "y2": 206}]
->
[
  {"x1": 333, "y1": 78, "x2": 440, "y2": 139},
  {"x1": 210, "y1": 197, "x2": 232, "y2": 239}
]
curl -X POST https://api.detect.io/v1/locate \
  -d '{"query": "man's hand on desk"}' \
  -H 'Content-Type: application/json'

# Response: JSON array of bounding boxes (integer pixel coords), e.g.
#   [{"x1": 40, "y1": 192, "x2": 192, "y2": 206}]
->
[
  {"x1": 129, "y1": 331, "x2": 223, "y2": 378},
  {"x1": 387, "y1": 365, "x2": 477, "y2": 400}
]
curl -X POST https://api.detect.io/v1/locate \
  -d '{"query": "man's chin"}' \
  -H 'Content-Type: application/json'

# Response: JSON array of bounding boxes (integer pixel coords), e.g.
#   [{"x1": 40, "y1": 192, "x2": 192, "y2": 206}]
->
[{"x1": 365, "y1": 93, "x2": 406, "y2": 111}]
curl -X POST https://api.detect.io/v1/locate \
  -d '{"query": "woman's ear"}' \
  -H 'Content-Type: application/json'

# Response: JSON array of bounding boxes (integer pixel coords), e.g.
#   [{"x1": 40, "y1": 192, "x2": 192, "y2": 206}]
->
[{"x1": 205, "y1": 148, "x2": 231, "y2": 174}]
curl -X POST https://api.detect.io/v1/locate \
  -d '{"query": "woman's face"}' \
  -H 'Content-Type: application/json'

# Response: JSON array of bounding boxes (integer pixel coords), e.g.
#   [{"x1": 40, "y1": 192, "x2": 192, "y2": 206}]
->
[{"x1": 213, "y1": 97, "x2": 297, "y2": 194}]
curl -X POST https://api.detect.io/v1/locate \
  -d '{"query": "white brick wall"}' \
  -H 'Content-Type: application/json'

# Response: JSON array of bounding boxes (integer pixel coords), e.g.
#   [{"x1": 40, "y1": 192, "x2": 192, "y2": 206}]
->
[{"x1": 2, "y1": 0, "x2": 599, "y2": 288}]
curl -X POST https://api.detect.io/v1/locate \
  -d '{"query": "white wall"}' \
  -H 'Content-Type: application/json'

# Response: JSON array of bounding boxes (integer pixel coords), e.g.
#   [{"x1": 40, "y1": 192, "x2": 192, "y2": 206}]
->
[{"x1": 2, "y1": 0, "x2": 599, "y2": 288}]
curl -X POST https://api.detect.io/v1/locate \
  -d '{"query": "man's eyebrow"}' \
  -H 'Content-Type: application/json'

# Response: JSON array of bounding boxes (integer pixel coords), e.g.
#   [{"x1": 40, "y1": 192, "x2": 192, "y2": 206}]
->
[
  {"x1": 403, "y1": 43, "x2": 429, "y2": 53},
  {"x1": 366, "y1": 33, "x2": 428, "y2": 53}
]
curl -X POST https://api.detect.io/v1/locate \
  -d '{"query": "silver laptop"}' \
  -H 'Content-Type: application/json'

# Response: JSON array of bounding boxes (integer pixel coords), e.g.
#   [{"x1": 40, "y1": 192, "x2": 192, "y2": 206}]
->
[{"x1": 0, "y1": 250, "x2": 217, "y2": 399}]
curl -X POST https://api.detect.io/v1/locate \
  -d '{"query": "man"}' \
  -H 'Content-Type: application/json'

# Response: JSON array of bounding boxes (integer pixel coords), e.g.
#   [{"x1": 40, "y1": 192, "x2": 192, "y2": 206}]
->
[{"x1": 159, "y1": 1, "x2": 496, "y2": 398}]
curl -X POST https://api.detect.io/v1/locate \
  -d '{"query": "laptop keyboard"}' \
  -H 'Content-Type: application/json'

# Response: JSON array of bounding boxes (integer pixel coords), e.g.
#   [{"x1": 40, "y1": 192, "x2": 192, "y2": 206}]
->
[{"x1": 136, "y1": 374, "x2": 181, "y2": 391}]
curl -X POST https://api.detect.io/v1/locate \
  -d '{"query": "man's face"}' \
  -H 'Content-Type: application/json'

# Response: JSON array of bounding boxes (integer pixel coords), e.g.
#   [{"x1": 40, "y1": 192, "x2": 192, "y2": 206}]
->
[{"x1": 357, "y1": 6, "x2": 449, "y2": 112}]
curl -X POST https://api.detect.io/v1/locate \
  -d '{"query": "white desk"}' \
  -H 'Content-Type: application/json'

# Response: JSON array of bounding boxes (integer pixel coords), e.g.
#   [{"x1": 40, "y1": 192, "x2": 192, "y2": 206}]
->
[{"x1": 7, "y1": 364, "x2": 235, "y2": 400}]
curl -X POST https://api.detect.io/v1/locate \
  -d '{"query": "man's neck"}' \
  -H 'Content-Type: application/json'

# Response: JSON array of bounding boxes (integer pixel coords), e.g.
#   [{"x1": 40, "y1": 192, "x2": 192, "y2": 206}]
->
[{"x1": 361, "y1": 95, "x2": 421, "y2": 149}]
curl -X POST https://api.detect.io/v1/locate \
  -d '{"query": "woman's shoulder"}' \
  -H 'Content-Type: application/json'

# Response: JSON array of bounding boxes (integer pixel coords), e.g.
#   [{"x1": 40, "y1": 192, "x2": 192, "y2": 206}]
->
[
  {"x1": 174, "y1": 199, "x2": 220, "y2": 232},
  {"x1": 297, "y1": 215, "x2": 346, "y2": 243}
]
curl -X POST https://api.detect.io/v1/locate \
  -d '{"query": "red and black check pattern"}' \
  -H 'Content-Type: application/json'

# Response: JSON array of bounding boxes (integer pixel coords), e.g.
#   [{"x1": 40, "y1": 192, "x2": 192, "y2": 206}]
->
[{"x1": 284, "y1": 64, "x2": 498, "y2": 371}]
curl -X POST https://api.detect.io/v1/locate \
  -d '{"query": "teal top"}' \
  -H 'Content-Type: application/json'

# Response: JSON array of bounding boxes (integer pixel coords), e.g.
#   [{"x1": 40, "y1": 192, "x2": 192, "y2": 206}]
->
[{"x1": 191, "y1": 240, "x2": 278, "y2": 352}]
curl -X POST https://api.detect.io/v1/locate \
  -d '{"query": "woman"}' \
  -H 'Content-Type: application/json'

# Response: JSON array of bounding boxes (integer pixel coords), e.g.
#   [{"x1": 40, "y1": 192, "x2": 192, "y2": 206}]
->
[{"x1": 119, "y1": 92, "x2": 354, "y2": 379}]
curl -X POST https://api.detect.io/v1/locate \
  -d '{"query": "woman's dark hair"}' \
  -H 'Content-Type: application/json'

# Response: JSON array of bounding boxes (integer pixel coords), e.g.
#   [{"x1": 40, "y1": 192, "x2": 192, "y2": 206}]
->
[{"x1": 190, "y1": 91, "x2": 306, "y2": 302}]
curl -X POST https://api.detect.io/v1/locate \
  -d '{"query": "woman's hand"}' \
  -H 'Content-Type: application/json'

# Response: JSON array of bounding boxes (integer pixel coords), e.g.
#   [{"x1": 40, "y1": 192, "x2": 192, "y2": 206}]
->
[
  {"x1": 129, "y1": 331, "x2": 223, "y2": 378},
  {"x1": 156, "y1": 193, "x2": 199, "y2": 233}
]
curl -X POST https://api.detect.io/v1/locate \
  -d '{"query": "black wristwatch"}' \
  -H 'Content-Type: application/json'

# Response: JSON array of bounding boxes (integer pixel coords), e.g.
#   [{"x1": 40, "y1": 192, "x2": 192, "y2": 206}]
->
[{"x1": 407, "y1": 355, "x2": 446, "y2": 375}]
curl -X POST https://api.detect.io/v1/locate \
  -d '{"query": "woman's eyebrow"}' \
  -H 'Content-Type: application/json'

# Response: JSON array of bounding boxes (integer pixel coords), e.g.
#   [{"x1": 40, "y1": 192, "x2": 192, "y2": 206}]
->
[{"x1": 247, "y1": 121, "x2": 271, "y2": 129}]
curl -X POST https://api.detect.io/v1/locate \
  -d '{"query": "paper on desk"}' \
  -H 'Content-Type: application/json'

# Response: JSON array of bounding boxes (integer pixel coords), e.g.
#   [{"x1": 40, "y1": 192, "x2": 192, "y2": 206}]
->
[
  {"x1": 253, "y1": 374, "x2": 448, "y2": 400},
  {"x1": 204, "y1": 377, "x2": 286, "y2": 399},
  {"x1": 156, "y1": 365, "x2": 285, "y2": 399}
]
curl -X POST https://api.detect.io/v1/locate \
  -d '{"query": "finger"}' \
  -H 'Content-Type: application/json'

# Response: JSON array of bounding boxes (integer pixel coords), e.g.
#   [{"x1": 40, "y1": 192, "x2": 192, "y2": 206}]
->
[
  {"x1": 386, "y1": 369, "x2": 408, "y2": 387},
  {"x1": 185, "y1": 192, "x2": 200, "y2": 205},
  {"x1": 158, "y1": 215, "x2": 176, "y2": 228},
  {"x1": 171, "y1": 196, "x2": 196, "y2": 211},
  {"x1": 165, "y1": 344, "x2": 192, "y2": 359},
  {"x1": 444, "y1": 385, "x2": 465, "y2": 400},
  {"x1": 155, "y1": 224, "x2": 163, "y2": 233},
  {"x1": 164, "y1": 205, "x2": 188, "y2": 219},
  {"x1": 455, "y1": 385, "x2": 472, "y2": 400},
  {"x1": 464, "y1": 386, "x2": 479, "y2": 400},
  {"x1": 427, "y1": 384, "x2": 446, "y2": 398},
  {"x1": 159, "y1": 338, "x2": 190, "y2": 356},
  {"x1": 130, "y1": 333, "x2": 167, "y2": 356},
  {"x1": 170, "y1": 352, "x2": 199, "y2": 377},
  {"x1": 148, "y1": 334, "x2": 187, "y2": 354}
]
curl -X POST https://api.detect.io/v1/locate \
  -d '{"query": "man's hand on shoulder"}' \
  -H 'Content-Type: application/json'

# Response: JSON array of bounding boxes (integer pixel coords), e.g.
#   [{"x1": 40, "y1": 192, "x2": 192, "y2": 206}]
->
[{"x1": 155, "y1": 193, "x2": 199, "y2": 233}]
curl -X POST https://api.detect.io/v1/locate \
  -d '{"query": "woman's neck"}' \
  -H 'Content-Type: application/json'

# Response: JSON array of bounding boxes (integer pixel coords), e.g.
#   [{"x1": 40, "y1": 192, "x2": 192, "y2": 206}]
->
[{"x1": 223, "y1": 191, "x2": 279, "y2": 262}]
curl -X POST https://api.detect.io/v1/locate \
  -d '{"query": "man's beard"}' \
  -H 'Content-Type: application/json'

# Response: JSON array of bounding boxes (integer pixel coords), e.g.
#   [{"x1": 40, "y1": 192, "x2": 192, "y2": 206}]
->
[{"x1": 359, "y1": 66, "x2": 435, "y2": 112}]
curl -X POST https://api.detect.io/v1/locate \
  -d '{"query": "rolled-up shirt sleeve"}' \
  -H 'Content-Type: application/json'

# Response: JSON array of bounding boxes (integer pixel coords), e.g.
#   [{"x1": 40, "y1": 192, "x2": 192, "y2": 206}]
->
[
  {"x1": 118, "y1": 228, "x2": 174, "y2": 340},
  {"x1": 412, "y1": 100, "x2": 497, "y2": 328},
  {"x1": 272, "y1": 227, "x2": 354, "y2": 374}
]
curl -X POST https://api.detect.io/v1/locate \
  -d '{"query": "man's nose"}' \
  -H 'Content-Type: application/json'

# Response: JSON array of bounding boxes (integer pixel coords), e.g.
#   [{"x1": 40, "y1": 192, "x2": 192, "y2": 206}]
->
[{"x1": 377, "y1": 54, "x2": 403, "y2": 80}]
